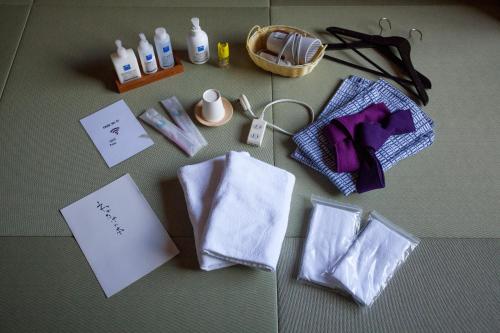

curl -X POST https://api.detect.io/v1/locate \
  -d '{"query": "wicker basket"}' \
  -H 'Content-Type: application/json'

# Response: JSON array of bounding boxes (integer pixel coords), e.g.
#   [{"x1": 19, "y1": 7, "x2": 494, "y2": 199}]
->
[{"x1": 246, "y1": 25, "x2": 326, "y2": 78}]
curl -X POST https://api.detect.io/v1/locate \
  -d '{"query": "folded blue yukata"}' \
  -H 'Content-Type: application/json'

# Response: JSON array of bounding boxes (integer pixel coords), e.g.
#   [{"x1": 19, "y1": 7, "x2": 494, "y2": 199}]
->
[{"x1": 292, "y1": 76, "x2": 435, "y2": 195}]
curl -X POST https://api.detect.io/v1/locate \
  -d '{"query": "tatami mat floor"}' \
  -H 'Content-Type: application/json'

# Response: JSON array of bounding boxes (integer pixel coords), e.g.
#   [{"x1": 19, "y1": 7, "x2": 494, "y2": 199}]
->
[{"x1": 0, "y1": 1, "x2": 498, "y2": 332}]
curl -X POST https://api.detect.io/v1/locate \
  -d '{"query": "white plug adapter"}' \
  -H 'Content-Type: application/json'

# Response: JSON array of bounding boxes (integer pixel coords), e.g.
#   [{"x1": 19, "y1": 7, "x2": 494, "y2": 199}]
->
[{"x1": 247, "y1": 119, "x2": 267, "y2": 146}]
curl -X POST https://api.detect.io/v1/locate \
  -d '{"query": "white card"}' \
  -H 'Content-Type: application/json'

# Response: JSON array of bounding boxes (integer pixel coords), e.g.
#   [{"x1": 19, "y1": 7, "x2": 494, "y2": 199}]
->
[
  {"x1": 81, "y1": 100, "x2": 154, "y2": 167},
  {"x1": 60, "y1": 174, "x2": 179, "y2": 298}
]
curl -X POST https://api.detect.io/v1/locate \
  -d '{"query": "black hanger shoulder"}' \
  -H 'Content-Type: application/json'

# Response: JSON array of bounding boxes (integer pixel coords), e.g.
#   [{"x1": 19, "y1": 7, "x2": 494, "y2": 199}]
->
[{"x1": 325, "y1": 26, "x2": 431, "y2": 105}]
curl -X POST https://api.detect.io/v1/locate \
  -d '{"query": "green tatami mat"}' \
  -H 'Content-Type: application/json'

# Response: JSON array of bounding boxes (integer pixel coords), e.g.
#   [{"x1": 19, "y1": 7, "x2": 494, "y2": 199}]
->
[
  {"x1": 270, "y1": 5, "x2": 500, "y2": 238},
  {"x1": 0, "y1": 2, "x2": 31, "y2": 99},
  {"x1": 0, "y1": 0, "x2": 32, "y2": 5},
  {"x1": 35, "y1": 0, "x2": 269, "y2": 7},
  {"x1": 0, "y1": 237, "x2": 278, "y2": 333},
  {"x1": 277, "y1": 238, "x2": 500, "y2": 333},
  {"x1": 270, "y1": 0, "x2": 478, "y2": 5},
  {"x1": 0, "y1": 4, "x2": 272, "y2": 236}
]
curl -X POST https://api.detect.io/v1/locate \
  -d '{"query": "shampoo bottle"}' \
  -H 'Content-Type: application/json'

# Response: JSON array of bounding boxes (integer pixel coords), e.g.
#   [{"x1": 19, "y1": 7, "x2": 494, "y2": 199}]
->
[
  {"x1": 137, "y1": 33, "x2": 158, "y2": 74},
  {"x1": 154, "y1": 27, "x2": 175, "y2": 68},
  {"x1": 186, "y1": 17, "x2": 209, "y2": 64},
  {"x1": 111, "y1": 40, "x2": 141, "y2": 84}
]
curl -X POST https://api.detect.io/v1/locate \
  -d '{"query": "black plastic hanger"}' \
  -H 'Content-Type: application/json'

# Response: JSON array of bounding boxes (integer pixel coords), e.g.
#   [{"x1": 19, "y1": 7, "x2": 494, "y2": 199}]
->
[
  {"x1": 326, "y1": 42, "x2": 432, "y2": 89},
  {"x1": 324, "y1": 26, "x2": 430, "y2": 105}
]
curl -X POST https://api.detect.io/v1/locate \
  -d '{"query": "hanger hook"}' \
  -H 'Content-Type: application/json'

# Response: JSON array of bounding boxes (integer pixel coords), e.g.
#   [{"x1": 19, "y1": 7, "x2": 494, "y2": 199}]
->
[
  {"x1": 378, "y1": 17, "x2": 392, "y2": 35},
  {"x1": 409, "y1": 28, "x2": 423, "y2": 41}
]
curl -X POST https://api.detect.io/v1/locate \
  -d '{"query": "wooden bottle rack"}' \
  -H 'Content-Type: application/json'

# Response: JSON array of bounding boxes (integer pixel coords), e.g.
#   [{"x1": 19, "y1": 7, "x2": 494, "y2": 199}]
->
[{"x1": 115, "y1": 54, "x2": 184, "y2": 93}]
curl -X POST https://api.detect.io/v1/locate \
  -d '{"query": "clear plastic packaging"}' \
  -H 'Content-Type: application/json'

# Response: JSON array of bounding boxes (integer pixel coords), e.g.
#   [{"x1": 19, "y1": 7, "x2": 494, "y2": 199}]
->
[
  {"x1": 331, "y1": 211, "x2": 419, "y2": 306},
  {"x1": 160, "y1": 96, "x2": 208, "y2": 148},
  {"x1": 298, "y1": 195, "x2": 362, "y2": 289},
  {"x1": 139, "y1": 108, "x2": 201, "y2": 157}
]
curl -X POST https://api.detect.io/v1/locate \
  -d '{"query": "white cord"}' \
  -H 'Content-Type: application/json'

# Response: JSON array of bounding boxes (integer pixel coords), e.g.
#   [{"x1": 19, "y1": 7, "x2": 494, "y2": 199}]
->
[
  {"x1": 276, "y1": 33, "x2": 304, "y2": 66},
  {"x1": 291, "y1": 34, "x2": 302, "y2": 65},
  {"x1": 276, "y1": 33, "x2": 295, "y2": 65},
  {"x1": 243, "y1": 98, "x2": 315, "y2": 136}
]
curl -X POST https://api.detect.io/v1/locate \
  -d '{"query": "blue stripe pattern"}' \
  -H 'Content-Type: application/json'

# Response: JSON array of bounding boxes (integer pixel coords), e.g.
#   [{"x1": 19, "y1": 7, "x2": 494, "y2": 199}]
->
[{"x1": 292, "y1": 76, "x2": 435, "y2": 195}]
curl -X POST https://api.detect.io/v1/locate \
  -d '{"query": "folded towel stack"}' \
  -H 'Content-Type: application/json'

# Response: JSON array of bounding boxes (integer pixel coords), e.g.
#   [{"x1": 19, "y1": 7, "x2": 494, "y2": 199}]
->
[
  {"x1": 178, "y1": 151, "x2": 295, "y2": 272},
  {"x1": 177, "y1": 154, "x2": 241, "y2": 271},
  {"x1": 292, "y1": 76, "x2": 435, "y2": 195}
]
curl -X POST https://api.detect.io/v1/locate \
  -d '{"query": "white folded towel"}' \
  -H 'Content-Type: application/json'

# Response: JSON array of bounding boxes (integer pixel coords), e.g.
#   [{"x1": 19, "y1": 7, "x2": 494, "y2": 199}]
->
[
  {"x1": 177, "y1": 152, "x2": 249, "y2": 271},
  {"x1": 331, "y1": 211, "x2": 419, "y2": 306},
  {"x1": 298, "y1": 196, "x2": 362, "y2": 288},
  {"x1": 202, "y1": 151, "x2": 295, "y2": 271}
]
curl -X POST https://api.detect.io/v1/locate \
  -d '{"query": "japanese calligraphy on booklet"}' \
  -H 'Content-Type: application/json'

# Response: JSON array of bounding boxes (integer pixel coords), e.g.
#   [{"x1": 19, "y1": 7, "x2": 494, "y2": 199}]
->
[
  {"x1": 60, "y1": 174, "x2": 179, "y2": 297},
  {"x1": 80, "y1": 99, "x2": 154, "y2": 167}
]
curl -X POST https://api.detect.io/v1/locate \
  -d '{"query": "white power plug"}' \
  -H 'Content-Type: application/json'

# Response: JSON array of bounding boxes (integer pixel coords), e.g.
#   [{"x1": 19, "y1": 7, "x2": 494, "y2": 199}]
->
[
  {"x1": 239, "y1": 94, "x2": 252, "y2": 113},
  {"x1": 247, "y1": 119, "x2": 267, "y2": 146}
]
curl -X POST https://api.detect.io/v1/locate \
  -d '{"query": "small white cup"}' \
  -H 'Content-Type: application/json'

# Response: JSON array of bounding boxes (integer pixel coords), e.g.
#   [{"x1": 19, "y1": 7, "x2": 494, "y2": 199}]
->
[{"x1": 202, "y1": 89, "x2": 225, "y2": 123}]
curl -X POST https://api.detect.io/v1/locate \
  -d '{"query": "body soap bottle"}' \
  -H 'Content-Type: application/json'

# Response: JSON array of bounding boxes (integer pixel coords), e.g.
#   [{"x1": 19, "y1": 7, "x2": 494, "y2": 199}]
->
[
  {"x1": 137, "y1": 33, "x2": 158, "y2": 74},
  {"x1": 186, "y1": 17, "x2": 209, "y2": 64},
  {"x1": 111, "y1": 40, "x2": 141, "y2": 84},
  {"x1": 154, "y1": 27, "x2": 175, "y2": 68}
]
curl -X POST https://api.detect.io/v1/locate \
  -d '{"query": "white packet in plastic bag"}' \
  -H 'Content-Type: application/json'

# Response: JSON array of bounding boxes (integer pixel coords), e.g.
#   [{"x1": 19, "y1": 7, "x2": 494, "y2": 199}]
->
[
  {"x1": 298, "y1": 195, "x2": 362, "y2": 289},
  {"x1": 161, "y1": 96, "x2": 207, "y2": 148},
  {"x1": 139, "y1": 108, "x2": 201, "y2": 157},
  {"x1": 331, "y1": 211, "x2": 420, "y2": 306}
]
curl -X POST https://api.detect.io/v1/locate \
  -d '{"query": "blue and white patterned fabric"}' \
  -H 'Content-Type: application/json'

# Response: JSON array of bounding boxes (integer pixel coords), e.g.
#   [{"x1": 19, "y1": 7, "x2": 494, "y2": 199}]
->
[{"x1": 292, "y1": 76, "x2": 435, "y2": 195}]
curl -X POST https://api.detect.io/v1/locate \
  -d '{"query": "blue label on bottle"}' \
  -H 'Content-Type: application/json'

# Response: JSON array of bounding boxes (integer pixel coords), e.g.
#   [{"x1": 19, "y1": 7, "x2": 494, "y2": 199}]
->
[
  {"x1": 163, "y1": 46, "x2": 170, "y2": 53},
  {"x1": 146, "y1": 54, "x2": 153, "y2": 61},
  {"x1": 197, "y1": 45, "x2": 205, "y2": 52},
  {"x1": 123, "y1": 64, "x2": 131, "y2": 71}
]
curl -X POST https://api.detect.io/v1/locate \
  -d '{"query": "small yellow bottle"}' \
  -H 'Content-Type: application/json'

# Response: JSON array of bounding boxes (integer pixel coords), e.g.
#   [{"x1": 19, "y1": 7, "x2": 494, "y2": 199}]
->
[{"x1": 217, "y1": 42, "x2": 230, "y2": 68}]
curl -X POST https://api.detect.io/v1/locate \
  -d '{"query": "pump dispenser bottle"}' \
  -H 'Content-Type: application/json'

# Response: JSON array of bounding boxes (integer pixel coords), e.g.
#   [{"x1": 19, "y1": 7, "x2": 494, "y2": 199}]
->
[
  {"x1": 154, "y1": 27, "x2": 175, "y2": 68},
  {"x1": 111, "y1": 40, "x2": 141, "y2": 84},
  {"x1": 186, "y1": 17, "x2": 209, "y2": 64},
  {"x1": 137, "y1": 33, "x2": 158, "y2": 74}
]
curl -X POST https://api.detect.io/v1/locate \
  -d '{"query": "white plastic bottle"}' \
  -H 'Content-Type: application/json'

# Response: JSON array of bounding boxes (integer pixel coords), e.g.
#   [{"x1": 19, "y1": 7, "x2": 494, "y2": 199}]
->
[
  {"x1": 137, "y1": 33, "x2": 158, "y2": 74},
  {"x1": 186, "y1": 17, "x2": 209, "y2": 64},
  {"x1": 111, "y1": 40, "x2": 141, "y2": 84},
  {"x1": 154, "y1": 27, "x2": 175, "y2": 69}
]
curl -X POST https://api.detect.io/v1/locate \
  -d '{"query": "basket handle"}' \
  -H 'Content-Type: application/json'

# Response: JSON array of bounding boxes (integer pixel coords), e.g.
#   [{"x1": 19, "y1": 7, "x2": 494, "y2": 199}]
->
[
  {"x1": 310, "y1": 44, "x2": 327, "y2": 64},
  {"x1": 246, "y1": 25, "x2": 261, "y2": 45}
]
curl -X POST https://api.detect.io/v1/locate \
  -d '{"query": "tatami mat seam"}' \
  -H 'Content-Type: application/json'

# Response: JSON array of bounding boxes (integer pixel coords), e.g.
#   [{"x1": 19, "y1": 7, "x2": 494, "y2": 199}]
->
[
  {"x1": 0, "y1": 1, "x2": 33, "y2": 101},
  {"x1": 269, "y1": 5, "x2": 276, "y2": 168},
  {"x1": 266, "y1": 7, "x2": 280, "y2": 333},
  {"x1": 31, "y1": 3, "x2": 270, "y2": 9}
]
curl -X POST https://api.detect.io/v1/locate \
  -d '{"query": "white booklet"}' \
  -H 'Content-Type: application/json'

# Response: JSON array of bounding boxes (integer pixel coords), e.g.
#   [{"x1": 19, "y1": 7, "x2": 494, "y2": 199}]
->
[
  {"x1": 60, "y1": 174, "x2": 179, "y2": 297},
  {"x1": 81, "y1": 100, "x2": 154, "y2": 167}
]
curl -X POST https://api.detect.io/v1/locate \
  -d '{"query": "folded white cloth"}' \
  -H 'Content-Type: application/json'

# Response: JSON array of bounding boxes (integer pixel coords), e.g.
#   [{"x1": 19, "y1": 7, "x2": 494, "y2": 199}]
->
[
  {"x1": 177, "y1": 152, "x2": 249, "y2": 271},
  {"x1": 202, "y1": 151, "x2": 295, "y2": 271},
  {"x1": 298, "y1": 196, "x2": 362, "y2": 288},
  {"x1": 331, "y1": 211, "x2": 419, "y2": 306}
]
